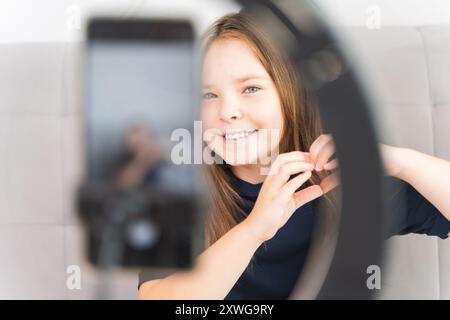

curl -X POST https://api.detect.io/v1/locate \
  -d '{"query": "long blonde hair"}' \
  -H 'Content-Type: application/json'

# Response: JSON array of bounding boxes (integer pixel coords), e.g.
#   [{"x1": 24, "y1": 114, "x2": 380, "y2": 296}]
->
[{"x1": 201, "y1": 13, "x2": 327, "y2": 247}]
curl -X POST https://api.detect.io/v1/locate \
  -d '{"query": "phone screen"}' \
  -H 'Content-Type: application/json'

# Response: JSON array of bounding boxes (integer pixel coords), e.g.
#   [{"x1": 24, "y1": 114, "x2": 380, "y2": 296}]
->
[
  {"x1": 85, "y1": 19, "x2": 197, "y2": 191},
  {"x1": 81, "y1": 19, "x2": 202, "y2": 268}
]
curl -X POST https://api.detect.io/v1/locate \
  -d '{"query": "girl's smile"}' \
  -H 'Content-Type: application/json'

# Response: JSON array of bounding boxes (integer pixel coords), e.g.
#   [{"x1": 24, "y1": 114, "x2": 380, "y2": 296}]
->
[{"x1": 223, "y1": 128, "x2": 258, "y2": 141}]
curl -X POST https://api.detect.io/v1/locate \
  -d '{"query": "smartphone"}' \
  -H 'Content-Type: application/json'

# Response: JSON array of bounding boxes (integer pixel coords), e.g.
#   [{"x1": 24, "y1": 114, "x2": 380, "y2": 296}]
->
[{"x1": 78, "y1": 18, "x2": 203, "y2": 268}]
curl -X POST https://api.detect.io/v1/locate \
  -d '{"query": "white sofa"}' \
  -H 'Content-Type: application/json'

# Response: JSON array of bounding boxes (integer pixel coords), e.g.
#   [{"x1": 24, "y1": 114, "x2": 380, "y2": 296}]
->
[{"x1": 341, "y1": 25, "x2": 450, "y2": 299}]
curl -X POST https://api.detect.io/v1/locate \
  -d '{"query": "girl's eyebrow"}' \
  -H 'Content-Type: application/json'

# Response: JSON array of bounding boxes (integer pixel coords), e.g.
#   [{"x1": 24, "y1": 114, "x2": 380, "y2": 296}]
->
[
  {"x1": 202, "y1": 74, "x2": 268, "y2": 89},
  {"x1": 234, "y1": 74, "x2": 268, "y2": 83}
]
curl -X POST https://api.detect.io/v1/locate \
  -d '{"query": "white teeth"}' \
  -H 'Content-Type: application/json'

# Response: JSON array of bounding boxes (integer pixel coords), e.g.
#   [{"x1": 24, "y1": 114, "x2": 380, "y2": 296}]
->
[{"x1": 224, "y1": 129, "x2": 256, "y2": 140}]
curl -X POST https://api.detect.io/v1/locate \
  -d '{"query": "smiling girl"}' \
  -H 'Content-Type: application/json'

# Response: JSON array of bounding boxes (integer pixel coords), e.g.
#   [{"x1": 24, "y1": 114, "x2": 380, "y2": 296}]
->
[{"x1": 138, "y1": 13, "x2": 450, "y2": 300}]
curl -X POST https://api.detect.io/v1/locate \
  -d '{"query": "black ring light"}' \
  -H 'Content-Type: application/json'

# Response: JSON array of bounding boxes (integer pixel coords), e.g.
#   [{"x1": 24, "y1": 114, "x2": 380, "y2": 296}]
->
[{"x1": 236, "y1": 0, "x2": 386, "y2": 299}]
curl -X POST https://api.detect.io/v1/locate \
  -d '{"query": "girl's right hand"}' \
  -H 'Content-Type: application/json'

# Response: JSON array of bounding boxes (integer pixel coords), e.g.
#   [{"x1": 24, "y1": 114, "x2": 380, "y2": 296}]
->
[{"x1": 243, "y1": 151, "x2": 324, "y2": 243}]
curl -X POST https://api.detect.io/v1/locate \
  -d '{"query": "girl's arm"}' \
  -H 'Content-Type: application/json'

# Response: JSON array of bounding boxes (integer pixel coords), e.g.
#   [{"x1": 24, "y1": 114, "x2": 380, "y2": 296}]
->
[
  {"x1": 139, "y1": 151, "x2": 322, "y2": 299},
  {"x1": 138, "y1": 220, "x2": 262, "y2": 300},
  {"x1": 383, "y1": 145, "x2": 450, "y2": 222},
  {"x1": 310, "y1": 135, "x2": 450, "y2": 230}
]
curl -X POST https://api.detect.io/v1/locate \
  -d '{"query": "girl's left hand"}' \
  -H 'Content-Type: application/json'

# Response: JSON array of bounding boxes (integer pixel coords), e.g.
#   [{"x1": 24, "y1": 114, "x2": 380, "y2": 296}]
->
[
  {"x1": 309, "y1": 134, "x2": 407, "y2": 193},
  {"x1": 308, "y1": 134, "x2": 340, "y2": 194}
]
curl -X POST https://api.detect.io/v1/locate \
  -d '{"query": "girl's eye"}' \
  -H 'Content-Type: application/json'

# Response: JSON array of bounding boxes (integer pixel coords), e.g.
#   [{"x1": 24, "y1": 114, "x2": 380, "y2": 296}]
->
[
  {"x1": 202, "y1": 92, "x2": 217, "y2": 100},
  {"x1": 243, "y1": 86, "x2": 261, "y2": 94}
]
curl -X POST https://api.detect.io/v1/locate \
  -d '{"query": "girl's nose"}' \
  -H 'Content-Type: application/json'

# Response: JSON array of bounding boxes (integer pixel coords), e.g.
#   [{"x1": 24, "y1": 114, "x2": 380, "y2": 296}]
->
[{"x1": 219, "y1": 98, "x2": 243, "y2": 122}]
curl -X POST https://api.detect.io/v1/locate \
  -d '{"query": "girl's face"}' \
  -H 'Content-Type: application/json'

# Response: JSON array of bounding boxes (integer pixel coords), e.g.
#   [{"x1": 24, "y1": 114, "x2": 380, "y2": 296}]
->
[{"x1": 201, "y1": 38, "x2": 284, "y2": 166}]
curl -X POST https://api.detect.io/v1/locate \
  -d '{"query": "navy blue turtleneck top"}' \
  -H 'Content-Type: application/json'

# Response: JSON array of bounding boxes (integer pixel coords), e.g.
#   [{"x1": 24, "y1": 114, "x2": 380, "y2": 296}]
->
[{"x1": 138, "y1": 174, "x2": 450, "y2": 299}]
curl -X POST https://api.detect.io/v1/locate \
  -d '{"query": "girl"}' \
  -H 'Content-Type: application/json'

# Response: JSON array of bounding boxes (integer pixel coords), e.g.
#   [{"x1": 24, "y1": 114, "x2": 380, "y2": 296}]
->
[{"x1": 138, "y1": 13, "x2": 450, "y2": 299}]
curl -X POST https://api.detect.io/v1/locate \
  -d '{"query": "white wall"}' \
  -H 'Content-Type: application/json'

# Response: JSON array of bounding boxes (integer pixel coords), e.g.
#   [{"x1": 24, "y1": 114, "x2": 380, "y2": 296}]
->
[
  {"x1": 1, "y1": 0, "x2": 450, "y2": 44},
  {"x1": 0, "y1": 0, "x2": 240, "y2": 43},
  {"x1": 315, "y1": 0, "x2": 450, "y2": 26}
]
